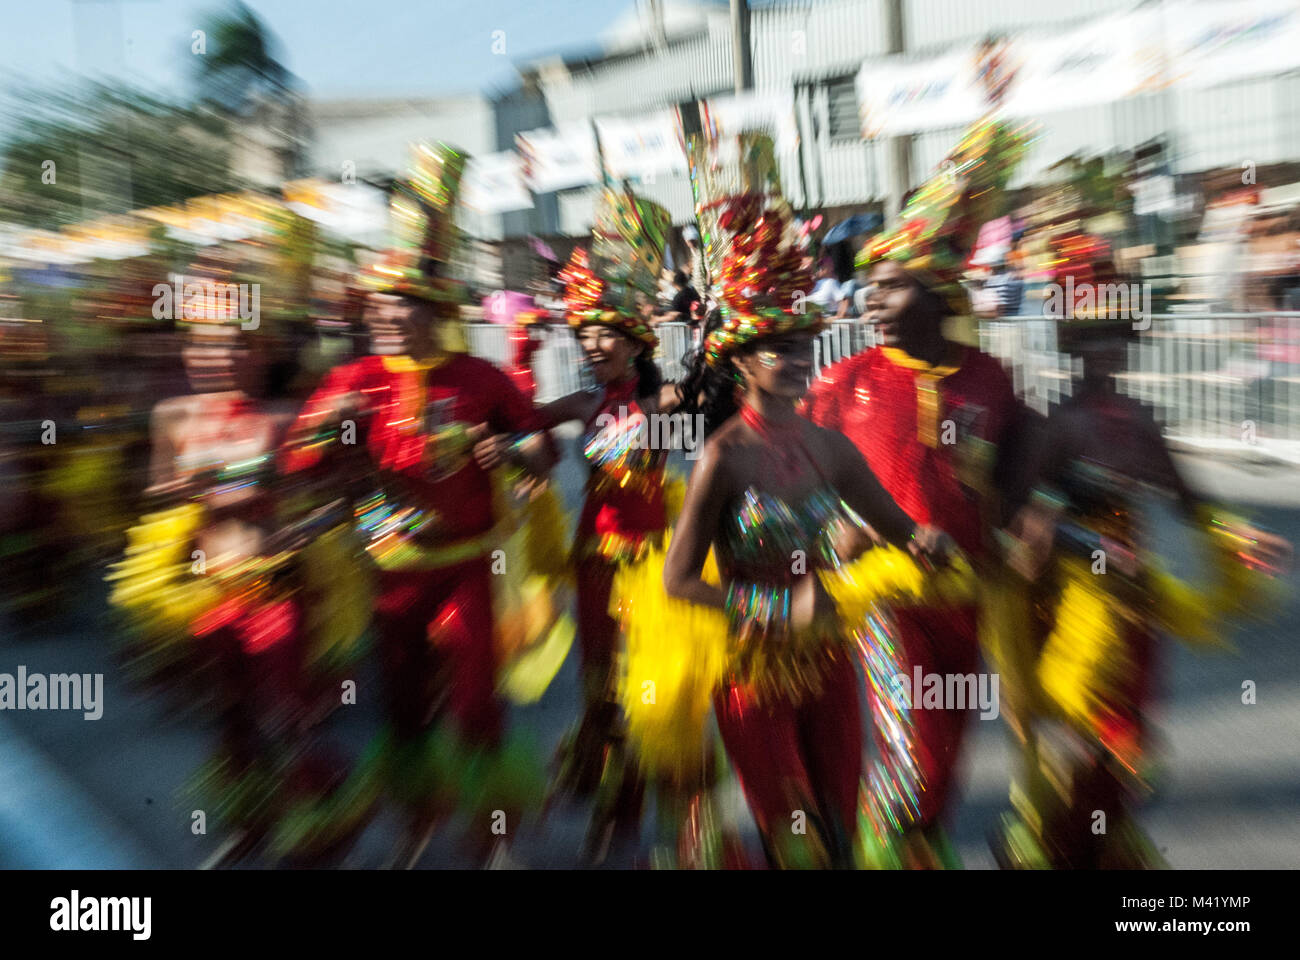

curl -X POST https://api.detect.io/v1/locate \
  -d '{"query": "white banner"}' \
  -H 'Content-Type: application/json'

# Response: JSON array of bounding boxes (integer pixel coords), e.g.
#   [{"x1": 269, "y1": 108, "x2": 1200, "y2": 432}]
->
[
  {"x1": 701, "y1": 90, "x2": 800, "y2": 156},
  {"x1": 596, "y1": 110, "x2": 687, "y2": 181},
  {"x1": 1165, "y1": 0, "x2": 1300, "y2": 90},
  {"x1": 1002, "y1": 8, "x2": 1167, "y2": 117},
  {"x1": 461, "y1": 151, "x2": 533, "y2": 215},
  {"x1": 857, "y1": 49, "x2": 987, "y2": 139},
  {"x1": 517, "y1": 122, "x2": 600, "y2": 194}
]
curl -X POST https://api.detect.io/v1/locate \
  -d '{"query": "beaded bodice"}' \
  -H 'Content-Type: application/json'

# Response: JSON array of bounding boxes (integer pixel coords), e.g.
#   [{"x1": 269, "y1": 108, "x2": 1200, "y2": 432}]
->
[
  {"x1": 717, "y1": 486, "x2": 846, "y2": 584},
  {"x1": 572, "y1": 377, "x2": 668, "y2": 563}
]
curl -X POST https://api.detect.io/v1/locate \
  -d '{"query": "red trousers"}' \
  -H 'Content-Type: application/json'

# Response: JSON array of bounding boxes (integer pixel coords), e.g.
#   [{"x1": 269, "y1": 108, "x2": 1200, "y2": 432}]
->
[
  {"x1": 373, "y1": 558, "x2": 502, "y2": 747},
  {"x1": 714, "y1": 655, "x2": 862, "y2": 853},
  {"x1": 574, "y1": 557, "x2": 618, "y2": 686},
  {"x1": 197, "y1": 596, "x2": 304, "y2": 767},
  {"x1": 867, "y1": 605, "x2": 980, "y2": 828}
]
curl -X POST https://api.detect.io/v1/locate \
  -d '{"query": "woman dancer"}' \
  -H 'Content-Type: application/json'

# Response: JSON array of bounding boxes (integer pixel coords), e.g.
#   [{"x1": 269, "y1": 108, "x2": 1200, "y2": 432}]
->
[
  {"x1": 651, "y1": 164, "x2": 956, "y2": 868},
  {"x1": 505, "y1": 190, "x2": 689, "y2": 862},
  {"x1": 110, "y1": 248, "x2": 372, "y2": 865}
]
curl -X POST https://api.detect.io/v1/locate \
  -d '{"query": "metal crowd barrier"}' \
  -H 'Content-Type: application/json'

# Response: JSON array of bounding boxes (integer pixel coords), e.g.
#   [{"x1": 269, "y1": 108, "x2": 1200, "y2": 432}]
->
[
  {"x1": 982, "y1": 313, "x2": 1300, "y2": 456},
  {"x1": 466, "y1": 315, "x2": 1300, "y2": 457}
]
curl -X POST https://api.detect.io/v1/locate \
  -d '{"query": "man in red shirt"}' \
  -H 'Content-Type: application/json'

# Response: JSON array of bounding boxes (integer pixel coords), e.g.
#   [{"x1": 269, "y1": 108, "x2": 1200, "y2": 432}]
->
[
  {"x1": 281, "y1": 144, "x2": 557, "y2": 865},
  {"x1": 801, "y1": 118, "x2": 1030, "y2": 867}
]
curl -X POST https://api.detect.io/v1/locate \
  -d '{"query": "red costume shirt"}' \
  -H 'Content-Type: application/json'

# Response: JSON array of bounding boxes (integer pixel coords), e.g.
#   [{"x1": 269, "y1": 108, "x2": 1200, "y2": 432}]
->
[
  {"x1": 801, "y1": 346, "x2": 1017, "y2": 557},
  {"x1": 284, "y1": 353, "x2": 546, "y2": 544}
]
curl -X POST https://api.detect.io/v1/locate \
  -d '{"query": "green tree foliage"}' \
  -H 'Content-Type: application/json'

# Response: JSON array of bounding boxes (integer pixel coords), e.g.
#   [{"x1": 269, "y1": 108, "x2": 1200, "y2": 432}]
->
[
  {"x1": 193, "y1": 1, "x2": 294, "y2": 111},
  {"x1": 0, "y1": 81, "x2": 243, "y2": 231}
]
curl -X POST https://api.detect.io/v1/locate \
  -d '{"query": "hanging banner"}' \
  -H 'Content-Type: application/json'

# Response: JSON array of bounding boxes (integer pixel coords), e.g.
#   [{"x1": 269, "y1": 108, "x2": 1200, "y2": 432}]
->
[
  {"x1": 1001, "y1": 8, "x2": 1167, "y2": 117},
  {"x1": 284, "y1": 180, "x2": 390, "y2": 244},
  {"x1": 1164, "y1": 0, "x2": 1300, "y2": 90},
  {"x1": 857, "y1": 48, "x2": 987, "y2": 139},
  {"x1": 596, "y1": 110, "x2": 687, "y2": 181},
  {"x1": 517, "y1": 122, "x2": 600, "y2": 194},
  {"x1": 700, "y1": 90, "x2": 799, "y2": 156},
  {"x1": 461, "y1": 151, "x2": 534, "y2": 215}
]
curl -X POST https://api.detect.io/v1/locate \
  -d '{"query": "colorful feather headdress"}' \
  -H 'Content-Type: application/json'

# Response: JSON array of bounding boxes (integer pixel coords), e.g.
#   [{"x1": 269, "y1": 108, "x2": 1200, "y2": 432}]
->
[
  {"x1": 560, "y1": 185, "x2": 671, "y2": 347},
  {"x1": 696, "y1": 132, "x2": 823, "y2": 366},
  {"x1": 857, "y1": 116, "x2": 1032, "y2": 315},
  {"x1": 359, "y1": 142, "x2": 468, "y2": 313}
]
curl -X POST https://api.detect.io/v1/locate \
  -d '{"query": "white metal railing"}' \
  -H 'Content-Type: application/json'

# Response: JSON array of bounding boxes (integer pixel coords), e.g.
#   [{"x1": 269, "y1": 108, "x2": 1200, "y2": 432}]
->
[
  {"x1": 533, "y1": 326, "x2": 590, "y2": 401},
  {"x1": 467, "y1": 316, "x2": 1300, "y2": 453},
  {"x1": 509, "y1": 320, "x2": 869, "y2": 402},
  {"x1": 463, "y1": 322, "x2": 512, "y2": 369},
  {"x1": 981, "y1": 314, "x2": 1300, "y2": 451},
  {"x1": 979, "y1": 319, "x2": 1076, "y2": 416},
  {"x1": 655, "y1": 322, "x2": 697, "y2": 384}
]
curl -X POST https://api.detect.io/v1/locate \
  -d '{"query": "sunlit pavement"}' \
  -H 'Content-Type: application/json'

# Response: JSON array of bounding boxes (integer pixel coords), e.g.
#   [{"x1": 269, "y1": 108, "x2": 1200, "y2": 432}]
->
[{"x1": 2, "y1": 441, "x2": 1297, "y2": 869}]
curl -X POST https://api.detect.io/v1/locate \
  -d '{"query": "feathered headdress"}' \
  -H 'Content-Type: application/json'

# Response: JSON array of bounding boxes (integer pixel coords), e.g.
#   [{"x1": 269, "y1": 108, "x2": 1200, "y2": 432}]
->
[
  {"x1": 359, "y1": 142, "x2": 468, "y2": 313},
  {"x1": 858, "y1": 117, "x2": 1032, "y2": 315},
  {"x1": 560, "y1": 185, "x2": 670, "y2": 347},
  {"x1": 697, "y1": 132, "x2": 823, "y2": 366}
]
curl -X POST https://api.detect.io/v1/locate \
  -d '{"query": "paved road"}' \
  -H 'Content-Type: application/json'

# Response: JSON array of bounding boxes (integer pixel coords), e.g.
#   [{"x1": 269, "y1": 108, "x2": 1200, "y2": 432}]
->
[{"x1": 2, "y1": 443, "x2": 1297, "y2": 868}]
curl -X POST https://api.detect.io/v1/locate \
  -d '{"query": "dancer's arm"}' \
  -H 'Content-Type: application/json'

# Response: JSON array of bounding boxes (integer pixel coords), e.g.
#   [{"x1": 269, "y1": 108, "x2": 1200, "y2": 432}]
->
[
  {"x1": 657, "y1": 381, "x2": 683, "y2": 415},
  {"x1": 1001, "y1": 407, "x2": 1076, "y2": 581},
  {"x1": 825, "y1": 427, "x2": 954, "y2": 563},
  {"x1": 535, "y1": 390, "x2": 601, "y2": 429},
  {"x1": 472, "y1": 365, "x2": 560, "y2": 477},
  {"x1": 662, "y1": 440, "x2": 729, "y2": 610},
  {"x1": 279, "y1": 362, "x2": 369, "y2": 477}
]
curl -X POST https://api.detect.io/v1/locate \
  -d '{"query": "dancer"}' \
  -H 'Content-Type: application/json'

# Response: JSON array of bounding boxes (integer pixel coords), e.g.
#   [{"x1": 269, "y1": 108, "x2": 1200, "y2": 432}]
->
[
  {"x1": 110, "y1": 244, "x2": 373, "y2": 866},
  {"x1": 801, "y1": 117, "x2": 1032, "y2": 867},
  {"x1": 505, "y1": 308, "x2": 549, "y2": 403},
  {"x1": 989, "y1": 237, "x2": 1289, "y2": 868},
  {"x1": 629, "y1": 136, "x2": 958, "y2": 868},
  {"x1": 279, "y1": 143, "x2": 559, "y2": 867},
  {"x1": 503, "y1": 188, "x2": 694, "y2": 863}
]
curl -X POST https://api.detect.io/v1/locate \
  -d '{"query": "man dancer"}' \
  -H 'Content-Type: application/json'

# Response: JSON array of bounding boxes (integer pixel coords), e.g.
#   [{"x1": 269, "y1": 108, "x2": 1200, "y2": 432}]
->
[
  {"x1": 280, "y1": 143, "x2": 557, "y2": 866},
  {"x1": 801, "y1": 118, "x2": 1032, "y2": 867}
]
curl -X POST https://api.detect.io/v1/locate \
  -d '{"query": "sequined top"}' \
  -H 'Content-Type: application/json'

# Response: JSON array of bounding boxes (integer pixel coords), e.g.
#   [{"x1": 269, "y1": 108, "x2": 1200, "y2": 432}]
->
[
  {"x1": 716, "y1": 486, "x2": 846, "y2": 584},
  {"x1": 573, "y1": 376, "x2": 667, "y2": 564},
  {"x1": 170, "y1": 393, "x2": 279, "y2": 523},
  {"x1": 713, "y1": 484, "x2": 855, "y2": 704}
]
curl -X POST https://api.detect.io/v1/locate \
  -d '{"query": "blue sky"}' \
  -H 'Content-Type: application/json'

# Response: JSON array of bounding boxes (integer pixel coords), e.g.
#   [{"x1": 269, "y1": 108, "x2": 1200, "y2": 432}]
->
[{"x1": 0, "y1": 0, "x2": 639, "y2": 102}]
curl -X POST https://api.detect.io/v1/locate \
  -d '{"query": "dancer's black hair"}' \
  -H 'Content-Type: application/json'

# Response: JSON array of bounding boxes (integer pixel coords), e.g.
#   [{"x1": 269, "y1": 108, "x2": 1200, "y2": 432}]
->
[
  {"x1": 632, "y1": 344, "x2": 662, "y2": 401},
  {"x1": 673, "y1": 305, "x2": 742, "y2": 438}
]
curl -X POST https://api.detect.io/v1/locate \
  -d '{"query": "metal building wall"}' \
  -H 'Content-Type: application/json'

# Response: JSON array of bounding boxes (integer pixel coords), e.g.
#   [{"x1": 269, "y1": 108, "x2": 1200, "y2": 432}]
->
[
  {"x1": 903, "y1": 0, "x2": 1129, "y2": 49},
  {"x1": 909, "y1": 74, "x2": 1298, "y2": 190},
  {"x1": 532, "y1": 0, "x2": 1300, "y2": 235}
]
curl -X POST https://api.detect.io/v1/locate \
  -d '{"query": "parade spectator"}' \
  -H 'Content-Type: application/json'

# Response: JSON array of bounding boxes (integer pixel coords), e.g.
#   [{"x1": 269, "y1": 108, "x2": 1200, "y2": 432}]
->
[
  {"x1": 985, "y1": 253, "x2": 1025, "y2": 317},
  {"x1": 654, "y1": 269, "x2": 700, "y2": 327}
]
